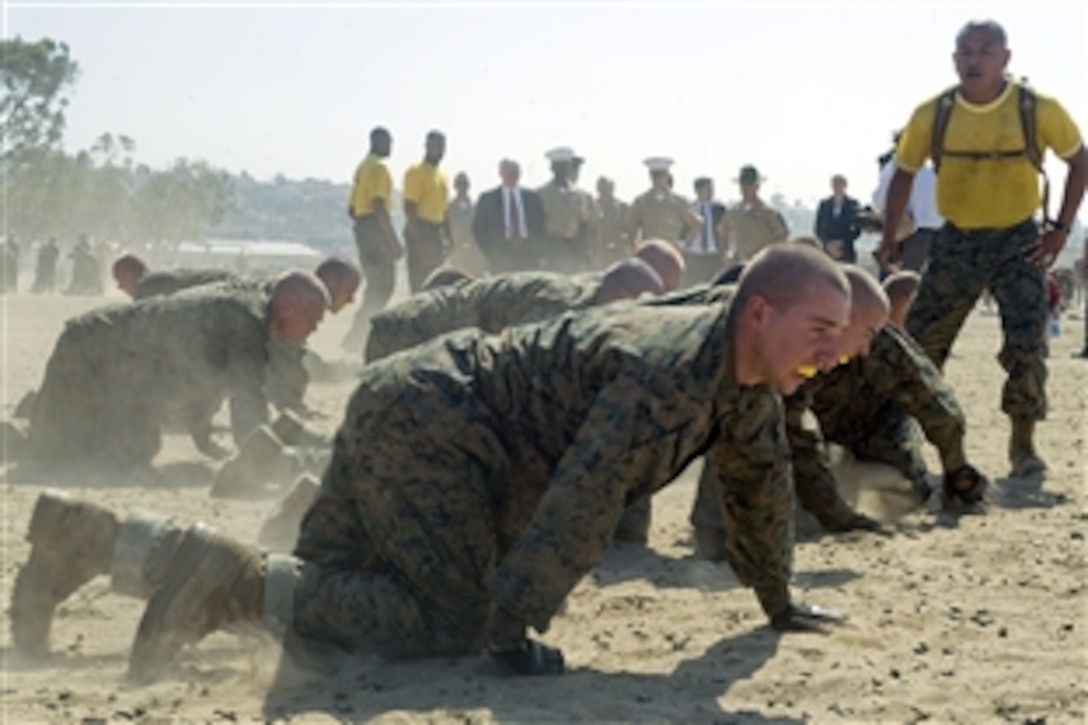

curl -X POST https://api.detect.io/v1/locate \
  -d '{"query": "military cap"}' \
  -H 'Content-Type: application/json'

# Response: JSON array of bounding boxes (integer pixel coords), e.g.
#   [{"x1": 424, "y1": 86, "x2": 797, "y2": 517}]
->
[
  {"x1": 545, "y1": 147, "x2": 576, "y2": 163},
  {"x1": 644, "y1": 157, "x2": 674, "y2": 172}
]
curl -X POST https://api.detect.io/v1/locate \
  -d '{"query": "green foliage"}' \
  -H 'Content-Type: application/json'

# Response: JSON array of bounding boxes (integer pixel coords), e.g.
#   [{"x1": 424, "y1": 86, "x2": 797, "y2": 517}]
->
[
  {"x1": 1, "y1": 134, "x2": 235, "y2": 250},
  {"x1": 1, "y1": 37, "x2": 80, "y2": 166}
]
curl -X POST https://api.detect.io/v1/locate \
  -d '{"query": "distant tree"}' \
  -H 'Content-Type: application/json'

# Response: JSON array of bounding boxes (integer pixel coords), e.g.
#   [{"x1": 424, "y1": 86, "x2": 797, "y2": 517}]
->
[{"x1": 0, "y1": 37, "x2": 80, "y2": 167}]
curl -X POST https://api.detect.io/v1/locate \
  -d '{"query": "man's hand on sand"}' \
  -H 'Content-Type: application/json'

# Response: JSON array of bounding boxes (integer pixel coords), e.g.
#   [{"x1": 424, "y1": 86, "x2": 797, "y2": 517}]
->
[{"x1": 771, "y1": 603, "x2": 848, "y2": 634}]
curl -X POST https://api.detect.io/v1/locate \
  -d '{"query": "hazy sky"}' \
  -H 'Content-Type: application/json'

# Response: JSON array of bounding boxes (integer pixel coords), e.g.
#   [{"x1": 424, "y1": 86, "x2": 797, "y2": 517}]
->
[{"x1": 5, "y1": 1, "x2": 1087, "y2": 213}]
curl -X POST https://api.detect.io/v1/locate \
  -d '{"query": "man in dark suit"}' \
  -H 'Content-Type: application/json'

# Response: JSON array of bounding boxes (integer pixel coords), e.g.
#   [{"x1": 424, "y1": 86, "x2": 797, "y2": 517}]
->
[
  {"x1": 472, "y1": 159, "x2": 546, "y2": 273},
  {"x1": 814, "y1": 174, "x2": 862, "y2": 263},
  {"x1": 684, "y1": 176, "x2": 728, "y2": 286}
]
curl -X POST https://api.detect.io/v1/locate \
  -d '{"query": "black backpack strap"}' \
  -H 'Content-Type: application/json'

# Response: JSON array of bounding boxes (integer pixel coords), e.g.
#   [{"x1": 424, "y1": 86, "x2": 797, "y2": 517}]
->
[
  {"x1": 931, "y1": 87, "x2": 958, "y2": 173},
  {"x1": 1018, "y1": 83, "x2": 1052, "y2": 223}
]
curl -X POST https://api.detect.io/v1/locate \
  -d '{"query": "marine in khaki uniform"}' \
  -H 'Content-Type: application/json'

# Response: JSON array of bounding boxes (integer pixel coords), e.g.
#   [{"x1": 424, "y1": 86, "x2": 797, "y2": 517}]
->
[
  {"x1": 717, "y1": 165, "x2": 790, "y2": 262},
  {"x1": 364, "y1": 260, "x2": 664, "y2": 363},
  {"x1": 626, "y1": 157, "x2": 703, "y2": 247},
  {"x1": 114, "y1": 244, "x2": 851, "y2": 681},
  {"x1": 537, "y1": 147, "x2": 596, "y2": 273},
  {"x1": 594, "y1": 177, "x2": 630, "y2": 268}
]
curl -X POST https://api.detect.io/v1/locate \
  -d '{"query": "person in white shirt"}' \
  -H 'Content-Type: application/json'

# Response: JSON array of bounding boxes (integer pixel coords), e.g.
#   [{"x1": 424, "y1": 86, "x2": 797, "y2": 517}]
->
[{"x1": 872, "y1": 138, "x2": 945, "y2": 273}]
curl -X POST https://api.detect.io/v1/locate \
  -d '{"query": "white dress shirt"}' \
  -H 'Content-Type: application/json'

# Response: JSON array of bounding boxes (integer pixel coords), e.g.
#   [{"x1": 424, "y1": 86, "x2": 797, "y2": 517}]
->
[
  {"x1": 872, "y1": 161, "x2": 945, "y2": 230},
  {"x1": 502, "y1": 186, "x2": 529, "y2": 239},
  {"x1": 689, "y1": 200, "x2": 719, "y2": 254}
]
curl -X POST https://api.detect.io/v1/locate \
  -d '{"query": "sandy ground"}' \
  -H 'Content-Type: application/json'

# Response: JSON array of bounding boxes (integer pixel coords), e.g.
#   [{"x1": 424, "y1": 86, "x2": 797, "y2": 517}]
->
[{"x1": 0, "y1": 284, "x2": 1085, "y2": 724}]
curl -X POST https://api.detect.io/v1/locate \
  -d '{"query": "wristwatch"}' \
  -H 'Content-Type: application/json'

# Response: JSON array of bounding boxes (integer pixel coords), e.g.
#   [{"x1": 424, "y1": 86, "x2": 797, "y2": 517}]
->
[{"x1": 1049, "y1": 220, "x2": 1069, "y2": 232}]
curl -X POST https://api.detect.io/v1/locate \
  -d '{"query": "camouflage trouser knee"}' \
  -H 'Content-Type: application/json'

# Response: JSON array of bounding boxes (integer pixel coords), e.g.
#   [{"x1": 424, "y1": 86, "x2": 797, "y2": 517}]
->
[
  {"x1": 906, "y1": 219, "x2": 1047, "y2": 420},
  {"x1": 291, "y1": 395, "x2": 497, "y2": 658},
  {"x1": 839, "y1": 407, "x2": 929, "y2": 489},
  {"x1": 689, "y1": 457, "x2": 722, "y2": 530}
]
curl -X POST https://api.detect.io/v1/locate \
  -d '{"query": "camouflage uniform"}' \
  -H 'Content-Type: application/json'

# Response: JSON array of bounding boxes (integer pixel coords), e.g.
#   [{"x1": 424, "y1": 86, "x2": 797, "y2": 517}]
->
[
  {"x1": 363, "y1": 271, "x2": 601, "y2": 363},
  {"x1": 595, "y1": 198, "x2": 631, "y2": 268},
  {"x1": 537, "y1": 181, "x2": 596, "y2": 273},
  {"x1": 132, "y1": 268, "x2": 239, "y2": 300},
  {"x1": 137, "y1": 275, "x2": 314, "y2": 418},
  {"x1": 27, "y1": 292, "x2": 271, "y2": 469},
  {"x1": 906, "y1": 219, "x2": 1047, "y2": 419},
  {"x1": 717, "y1": 199, "x2": 790, "y2": 261},
  {"x1": 626, "y1": 190, "x2": 702, "y2": 246},
  {"x1": 288, "y1": 300, "x2": 794, "y2": 657},
  {"x1": 691, "y1": 323, "x2": 967, "y2": 531}
]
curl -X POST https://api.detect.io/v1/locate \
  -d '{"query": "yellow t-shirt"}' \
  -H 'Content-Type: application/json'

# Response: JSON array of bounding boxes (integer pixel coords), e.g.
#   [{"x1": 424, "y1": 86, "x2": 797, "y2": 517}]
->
[
  {"x1": 349, "y1": 153, "x2": 392, "y2": 218},
  {"x1": 403, "y1": 161, "x2": 449, "y2": 224},
  {"x1": 896, "y1": 81, "x2": 1083, "y2": 230}
]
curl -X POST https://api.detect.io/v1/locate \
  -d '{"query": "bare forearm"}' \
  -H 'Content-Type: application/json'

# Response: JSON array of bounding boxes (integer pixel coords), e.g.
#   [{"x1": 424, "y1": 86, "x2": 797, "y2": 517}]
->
[{"x1": 1055, "y1": 148, "x2": 1088, "y2": 227}]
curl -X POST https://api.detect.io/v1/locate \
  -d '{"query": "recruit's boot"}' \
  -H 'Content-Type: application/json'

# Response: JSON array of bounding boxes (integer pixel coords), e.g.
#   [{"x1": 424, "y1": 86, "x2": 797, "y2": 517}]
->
[
  {"x1": 211, "y1": 425, "x2": 305, "y2": 499},
  {"x1": 257, "y1": 473, "x2": 321, "y2": 552},
  {"x1": 692, "y1": 525, "x2": 728, "y2": 562},
  {"x1": 128, "y1": 523, "x2": 266, "y2": 683},
  {"x1": 11, "y1": 491, "x2": 184, "y2": 657},
  {"x1": 11, "y1": 491, "x2": 120, "y2": 656},
  {"x1": 1008, "y1": 417, "x2": 1046, "y2": 478}
]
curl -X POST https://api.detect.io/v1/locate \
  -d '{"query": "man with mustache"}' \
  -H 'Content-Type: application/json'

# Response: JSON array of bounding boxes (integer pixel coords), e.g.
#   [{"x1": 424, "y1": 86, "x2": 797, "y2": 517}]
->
[{"x1": 876, "y1": 20, "x2": 1086, "y2": 478}]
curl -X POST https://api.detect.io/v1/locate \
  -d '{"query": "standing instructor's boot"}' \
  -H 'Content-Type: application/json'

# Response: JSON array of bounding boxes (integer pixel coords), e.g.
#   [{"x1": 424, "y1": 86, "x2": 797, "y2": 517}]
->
[
  {"x1": 11, "y1": 491, "x2": 120, "y2": 657},
  {"x1": 128, "y1": 524, "x2": 265, "y2": 683},
  {"x1": 1009, "y1": 418, "x2": 1046, "y2": 478}
]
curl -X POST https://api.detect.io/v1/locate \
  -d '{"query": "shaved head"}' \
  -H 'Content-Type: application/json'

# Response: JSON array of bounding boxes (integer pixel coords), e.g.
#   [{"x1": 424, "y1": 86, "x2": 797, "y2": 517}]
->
[
  {"x1": 837, "y1": 265, "x2": 890, "y2": 360},
  {"x1": 269, "y1": 270, "x2": 330, "y2": 344},
  {"x1": 595, "y1": 258, "x2": 665, "y2": 304},
  {"x1": 956, "y1": 19, "x2": 1007, "y2": 49},
  {"x1": 633, "y1": 239, "x2": 685, "y2": 292},
  {"x1": 843, "y1": 265, "x2": 889, "y2": 317},
  {"x1": 112, "y1": 254, "x2": 149, "y2": 297},
  {"x1": 736, "y1": 242, "x2": 850, "y2": 312},
  {"x1": 314, "y1": 256, "x2": 361, "y2": 313}
]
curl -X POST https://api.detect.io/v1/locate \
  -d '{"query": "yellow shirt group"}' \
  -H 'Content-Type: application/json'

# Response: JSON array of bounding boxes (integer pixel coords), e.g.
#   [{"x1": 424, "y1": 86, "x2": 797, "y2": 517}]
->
[
  {"x1": 349, "y1": 153, "x2": 393, "y2": 218},
  {"x1": 896, "y1": 80, "x2": 1083, "y2": 230},
  {"x1": 403, "y1": 161, "x2": 449, "y2": 225}
]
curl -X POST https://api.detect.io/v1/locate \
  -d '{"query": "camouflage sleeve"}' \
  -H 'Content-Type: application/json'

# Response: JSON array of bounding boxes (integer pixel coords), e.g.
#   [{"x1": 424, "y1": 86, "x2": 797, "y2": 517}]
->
[
  {"x1": 488, "y1": 375, "x2": 672, "y2": 634},
  {"x1": 711, "y1": 387, "x2": 795, "y2": 619},
  {"x1": 224, "y1": 311, "x2": 271, "y2": 444},
  {"x1": 864, "y1": 327, "x2": 967, "y2": 471},
  {"x1": 264, "y1": 338, "x2": 309, "y2": 414},
  {"x1": 786, "y1": 387, "x2": 859, "y2": 529}
]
